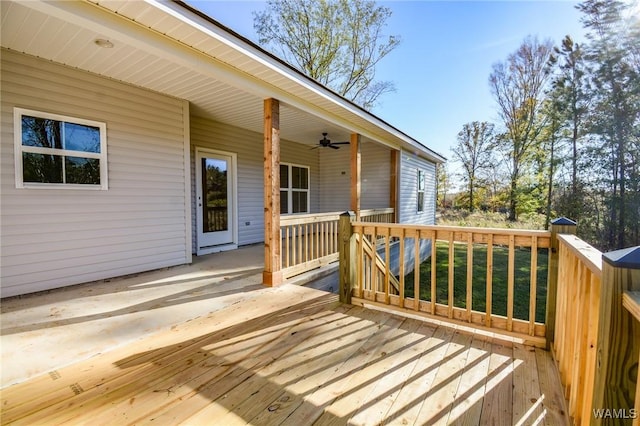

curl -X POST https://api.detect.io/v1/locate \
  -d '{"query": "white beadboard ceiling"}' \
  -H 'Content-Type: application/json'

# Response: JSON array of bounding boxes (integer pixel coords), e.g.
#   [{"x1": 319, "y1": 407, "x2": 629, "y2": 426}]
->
[{"x1": 0, "y1": 0, "x2": 444, "y2": 161}]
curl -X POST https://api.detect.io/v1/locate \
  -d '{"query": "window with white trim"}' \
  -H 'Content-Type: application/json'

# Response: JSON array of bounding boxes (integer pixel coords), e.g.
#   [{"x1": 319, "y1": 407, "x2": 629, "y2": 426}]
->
[
  {"x1": 14, "y1": 108, "x2": 108, "y2": 189},
  {"x1": 280, "y1": 163, "x2": 310, "y2": 214},
  {"x1": 417, "y1": 169, "x2": 426, "y2": 212}
]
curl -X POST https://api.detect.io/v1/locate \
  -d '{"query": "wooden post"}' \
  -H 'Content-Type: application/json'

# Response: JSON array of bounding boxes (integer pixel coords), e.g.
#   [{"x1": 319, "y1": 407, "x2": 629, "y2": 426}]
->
[
  {"x1": 592, "y1": 246, "x2": 640, "y2": 425},
  {"x1": 623, "y1": 291, "x2": 640, "y2": 426},
  {"x1": 339, "y1": 211, "x2": 356, "y2": 304},
  {"x1": 350, "y1": 133, "x2": 361, "y2": 220},
  {"x1": 390, "y1": 150, "x2": 398, "y2": 223},
  {"x1": 263, "y1": 98, "x2": 282, "y2": 286},
  {"x1": 546, "y1": 217, "x2": 577, "y2": 349}
]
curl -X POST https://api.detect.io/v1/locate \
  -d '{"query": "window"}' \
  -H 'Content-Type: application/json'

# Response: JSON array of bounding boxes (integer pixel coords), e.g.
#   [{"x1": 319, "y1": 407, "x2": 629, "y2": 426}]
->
[
  {"x1": 417, "y1": 169, "x2": 425, "y2": 212},
  {"x1": 280, "y1": 163, "x2": 309, "y2": 214},
  {"x1": 14, "y1": 108, "x2": 107, "y2": 189}
]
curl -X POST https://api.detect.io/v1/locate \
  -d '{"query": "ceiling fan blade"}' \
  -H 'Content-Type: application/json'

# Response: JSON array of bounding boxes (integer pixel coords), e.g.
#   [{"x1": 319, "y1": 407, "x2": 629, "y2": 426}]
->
[
  {"x1": 332, "y1": 142, "x2": 350, "y2": 145},
  {"x1": 310, "y1": 145, "x2": 320, "y2": 150},
  {"x1": 329, "y1": 144, "x2": 340, "y2": 149}
]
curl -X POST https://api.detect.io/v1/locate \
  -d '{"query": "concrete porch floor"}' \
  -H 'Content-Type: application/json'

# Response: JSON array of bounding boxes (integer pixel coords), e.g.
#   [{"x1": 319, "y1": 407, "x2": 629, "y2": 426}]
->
[{"x1": 1, "y1": 244, "x2": 272, "y2": 388}]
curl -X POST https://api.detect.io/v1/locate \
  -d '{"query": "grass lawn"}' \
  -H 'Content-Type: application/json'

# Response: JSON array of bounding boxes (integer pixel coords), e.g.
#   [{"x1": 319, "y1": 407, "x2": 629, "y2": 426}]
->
[{"x1": 404, "y1": 241, "x2": 549, "y2": 323}]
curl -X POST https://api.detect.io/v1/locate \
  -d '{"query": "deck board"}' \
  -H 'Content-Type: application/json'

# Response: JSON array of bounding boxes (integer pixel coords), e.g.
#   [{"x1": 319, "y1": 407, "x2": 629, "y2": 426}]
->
[{"x1": 1, "y1": 285, "x2": 569, "y2": 425}]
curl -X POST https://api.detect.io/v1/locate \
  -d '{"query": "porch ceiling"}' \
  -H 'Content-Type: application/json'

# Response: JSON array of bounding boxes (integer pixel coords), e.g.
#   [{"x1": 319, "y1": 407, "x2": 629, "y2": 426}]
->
[{"x1": 0, "y1": 0, "x2": 422, "y2": 153}]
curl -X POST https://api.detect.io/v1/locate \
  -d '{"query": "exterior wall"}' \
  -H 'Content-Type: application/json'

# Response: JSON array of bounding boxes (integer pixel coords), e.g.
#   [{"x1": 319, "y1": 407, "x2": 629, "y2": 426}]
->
[
  {"x1": 396, "y1": 150, "x2": 437, "y2": 275},
  {"x1": 0, "y1": 50, "x2": 190, "y2": 297},
  {"x1": 190, "y1": 115, "x2": 319, "y2": 250},
  {"x1": 319, "y1": 141, "x2": 391, "y2": 212},
  {"x1": 398, "y1": 151, "x2": 437, "y2": 225}
]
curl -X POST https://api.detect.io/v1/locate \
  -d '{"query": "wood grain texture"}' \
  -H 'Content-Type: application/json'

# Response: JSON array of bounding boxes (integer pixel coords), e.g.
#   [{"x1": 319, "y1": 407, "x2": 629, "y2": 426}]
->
[{"x1": 1, "y1": 285, "x2": 568, "y2": 425}]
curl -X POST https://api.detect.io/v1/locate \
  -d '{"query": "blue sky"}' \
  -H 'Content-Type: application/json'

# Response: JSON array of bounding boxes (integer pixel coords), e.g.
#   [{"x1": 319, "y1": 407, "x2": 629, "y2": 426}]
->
[{"x1": 186, "y1": 1, "x2": 587, "y2": 162}]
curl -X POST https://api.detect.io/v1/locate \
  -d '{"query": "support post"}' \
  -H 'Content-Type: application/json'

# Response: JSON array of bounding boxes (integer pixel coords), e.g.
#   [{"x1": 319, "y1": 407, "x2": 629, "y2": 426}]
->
[
  {"x1": 591, "y1": 246, "x2": 640, "y2": 424},
  {"x1": 546, "y1": 217, "x2": 576, "y2": 349},
  {"x1": 350, "y1": 133, "x2": 361, "y2": 220},
  {"x1": 390, "y1": 150, "x2": 399, "y2": 223},
  {"x1": 263, "y1": 98, "x2": 282, "y2": 286},
  {"x1": 339, "y1": 211, "x2": 356, "y2": 304}
]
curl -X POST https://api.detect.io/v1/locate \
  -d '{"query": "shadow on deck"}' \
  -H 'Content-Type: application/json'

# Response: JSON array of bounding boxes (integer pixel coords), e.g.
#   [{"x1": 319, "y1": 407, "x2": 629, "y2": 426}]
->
[{"x1": 1, "y1": 284, "x2": 569, "y2": 425}]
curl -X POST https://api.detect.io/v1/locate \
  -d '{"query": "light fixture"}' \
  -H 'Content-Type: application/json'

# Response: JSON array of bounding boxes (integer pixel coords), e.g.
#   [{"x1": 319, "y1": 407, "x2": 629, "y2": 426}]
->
[{"x1": 94, "y1": 38, "x2": 114, "y2": 48}]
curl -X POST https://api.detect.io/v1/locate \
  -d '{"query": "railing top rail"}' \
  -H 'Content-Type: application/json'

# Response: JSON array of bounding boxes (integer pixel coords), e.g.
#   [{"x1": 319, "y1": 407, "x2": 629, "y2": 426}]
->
[
  {"x1": 558, "y1": 233, "x2": 602, "y2": 278},
  {"x1": 360, "y1": 208, "x2": 395, "y2": 215},
  {"x1": 352, "y1": 221, "x2": 551, "y2": 237},
  {"x1": 280, "y1": 211, "x2": 342, "y2": 226}
]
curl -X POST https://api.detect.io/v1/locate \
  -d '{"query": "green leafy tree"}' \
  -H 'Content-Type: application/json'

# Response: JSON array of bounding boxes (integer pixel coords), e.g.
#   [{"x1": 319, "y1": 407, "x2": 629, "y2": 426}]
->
[
  {"x1": 489, "y1": 36, "x2": 554, "y2": 221},
  {"x1": 253, "y1": 0, "x2": 400, "y2": 109},
  {"x1": 451, "y1": 121, "x2": 495, "y2": 212},
  {"x1": 546, "y1": 36, "x2": 589, "y2": 222},
  {"x1": 578, "y1": 0, "x2": 640, "y2": 249}
]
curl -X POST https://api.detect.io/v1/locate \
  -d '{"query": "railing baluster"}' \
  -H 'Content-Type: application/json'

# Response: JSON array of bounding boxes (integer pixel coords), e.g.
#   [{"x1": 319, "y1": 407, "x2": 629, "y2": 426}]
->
[
  {"x1": 529, "y1": 235, "x2": 538, "y2": 335},
  {"x1": 507, "y1": 234, "x2": 515, "y2": 331},
  {"x1": 372, "y1": 226, "x2": 378, "y2": 293},
  {"x1": 285, "y1": 226, "x2": 290, "y2": 268},
  {"x1": 466, "y1": 232, "x2": 473, "y2": 323},
  {"x1": 448, "y1": 232, "x2": 454, "y2": 319},
  {"x1": 486, "y1": 234, "x2": 493, "y2": 328},
  {"x1": 414, "y1": 234, "x2": 420, "y2": 311},
  {"x1": 431, "y1": 232, "x2": 436, "y2": 315},
  {"x1": 280, "y1": 227, "x2": 284, "y2": 269},
  {"x1": 399, "y1": 229, "x2": 405, "y2": 308},
  {"x1": 384, "y1": 228, "x2": 390, "y2": 304}
]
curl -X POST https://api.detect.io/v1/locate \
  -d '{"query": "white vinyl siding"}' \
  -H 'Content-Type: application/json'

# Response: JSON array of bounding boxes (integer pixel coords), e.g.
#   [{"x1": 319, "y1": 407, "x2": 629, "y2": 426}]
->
[
  {"x1": 318, "y1": 141, "x2": 391, "y2": 212},
  {"x1": 1, "y1": 50, "x2": 190, "y2": 297},
  {"x1": 361, "y1": 142, "x2": 391, "y2": 209},
  {"x1": 399, "y1": 151, "x2": 436, "y2": 225},
  {"x1": 190, "y1": 116, "x2": 319, "y2": 250}
]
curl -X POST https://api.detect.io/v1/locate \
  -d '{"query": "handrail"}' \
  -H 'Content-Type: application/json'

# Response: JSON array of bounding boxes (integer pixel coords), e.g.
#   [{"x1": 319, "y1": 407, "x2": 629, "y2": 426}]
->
[
  {"x1": 345, "y1": 220, "x2": 551, "y2": 346},
  {"x1": 553, "y1": 235, "x2": 603, "y2": 424},
  {"x1": 280, "y1": 209, "x2": 394, "y2": 279}
]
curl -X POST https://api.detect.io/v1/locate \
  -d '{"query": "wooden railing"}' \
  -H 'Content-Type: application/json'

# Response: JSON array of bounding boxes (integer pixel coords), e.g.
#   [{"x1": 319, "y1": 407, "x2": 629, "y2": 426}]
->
[
  {"x1": 360, "y1": 207, "x2": 395, "y2": 223},
  {"x1": 622, "y1": 291, "x2": 640, "y2": 426},
  {"x1": 550, "y1": 229, "x2": 640, "y2": 425},
  {"x1": 553, "y1": 233, "x2": 602, "y2": 424},
  {"x1": 280, "y1": 208, "x2": 394, "y2": 279},
  {"x1": 341, "y1": 219, "x2": 551, "y2": 346},
  {"x1": 338, "y1": 215, "x2": 640, "y2": 424}
]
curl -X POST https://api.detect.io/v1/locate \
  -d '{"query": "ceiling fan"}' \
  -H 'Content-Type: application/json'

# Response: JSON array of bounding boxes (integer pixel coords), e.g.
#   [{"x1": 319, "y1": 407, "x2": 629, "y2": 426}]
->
[{"x1": 311, "y1": 133, "x2": 350, "y2": 150}]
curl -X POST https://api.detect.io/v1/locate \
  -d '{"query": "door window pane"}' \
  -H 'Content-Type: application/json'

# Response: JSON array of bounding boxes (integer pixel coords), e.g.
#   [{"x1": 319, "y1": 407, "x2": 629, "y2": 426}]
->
[{"x1": 203, "y1": 158, "x2": 228, "y2": 233}]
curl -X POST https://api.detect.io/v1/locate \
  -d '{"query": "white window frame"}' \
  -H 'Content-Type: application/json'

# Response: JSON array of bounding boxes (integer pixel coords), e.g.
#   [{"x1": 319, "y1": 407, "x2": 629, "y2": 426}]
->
[
  {"x1": 280, "y1": 162, "x2": 310, "y2": 215},
  {"x1": 14, "y1": 107, "x2": 108, "y2": 190},
  {"x1": 417, "y1": 169, "x2": 425, "y2": 213}
]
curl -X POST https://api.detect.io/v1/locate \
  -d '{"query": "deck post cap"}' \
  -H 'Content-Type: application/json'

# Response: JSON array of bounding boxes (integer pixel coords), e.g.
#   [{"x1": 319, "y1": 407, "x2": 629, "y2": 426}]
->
[
  {"x1": 603, "y1": 246, "x2": 640, "y2": 269},
  {"x1": 551, "y1": 217, "x2": 576, "y2": 226}
]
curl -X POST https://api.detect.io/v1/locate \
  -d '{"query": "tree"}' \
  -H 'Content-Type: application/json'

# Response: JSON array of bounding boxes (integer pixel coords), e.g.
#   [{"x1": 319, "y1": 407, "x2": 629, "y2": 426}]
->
[
  {"x1": 436, "y1": 163, "x2": 453, "y2": 209},
  {"x1": 489, "y1": 36, "x2": 554, "y2": 221},
  {"x1": 547, "y1": 35, "x2": 589, "y2": 221},
  {"x1": 577, "y1": 0, "x2": 640, "y2": 249},
  {"x1": 451, "y1": 121, "x2": 495, "y2": 212},
  {"x1": 253, "y1": 0, "x2": 400, "y2": 109}
]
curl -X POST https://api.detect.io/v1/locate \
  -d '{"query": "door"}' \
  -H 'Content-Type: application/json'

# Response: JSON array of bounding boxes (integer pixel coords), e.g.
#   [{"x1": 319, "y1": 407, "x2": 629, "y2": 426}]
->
[{"x1": 196, "y1": 148, "x2": 237, "y2": 253}]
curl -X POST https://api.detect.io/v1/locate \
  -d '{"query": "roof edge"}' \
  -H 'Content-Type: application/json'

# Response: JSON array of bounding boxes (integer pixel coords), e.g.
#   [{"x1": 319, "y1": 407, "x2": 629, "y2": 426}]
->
[{"x1": 171, "y1": 0, "x2": 446, "y2": 163}]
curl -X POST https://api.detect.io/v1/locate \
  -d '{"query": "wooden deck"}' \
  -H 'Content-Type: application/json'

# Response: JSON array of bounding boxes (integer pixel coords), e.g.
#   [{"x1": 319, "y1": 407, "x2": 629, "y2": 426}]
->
[{"x1": 1, "y1": 285, "x2": 568, "y2": 425}]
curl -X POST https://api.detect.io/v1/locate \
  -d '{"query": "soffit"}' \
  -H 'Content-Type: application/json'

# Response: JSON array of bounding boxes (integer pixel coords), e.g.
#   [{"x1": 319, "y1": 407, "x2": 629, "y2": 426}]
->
[{"x1": 1, "y1": 0, "x2": 444, "y2": 161}]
